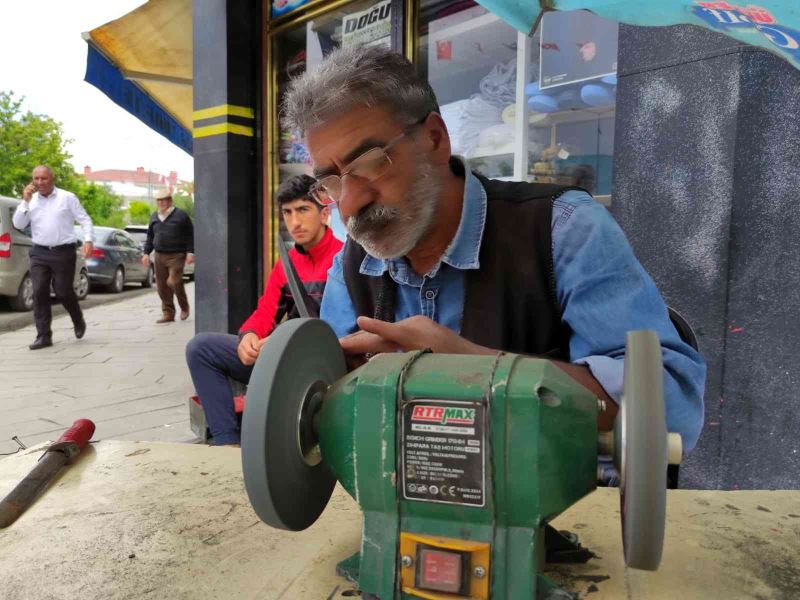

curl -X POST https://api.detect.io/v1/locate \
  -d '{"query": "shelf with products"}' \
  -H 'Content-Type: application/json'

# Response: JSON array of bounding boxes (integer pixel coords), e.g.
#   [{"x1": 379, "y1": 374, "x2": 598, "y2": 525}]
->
[
  {"x1": 528, "y1": 106, "x2": 616, "y2": 128},
  {"x1": 523, "y1": 97, "x2": 616, "y2": 197}
]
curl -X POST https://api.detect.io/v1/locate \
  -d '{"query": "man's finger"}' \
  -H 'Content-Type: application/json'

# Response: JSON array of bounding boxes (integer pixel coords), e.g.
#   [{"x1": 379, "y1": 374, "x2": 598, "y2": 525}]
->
[
  {"x1": 355, "y1": 316, "x2": 399, "y2": 340},
  {"x1": 356, "y1": 316, "x2": 422, "y2": 350},
  {"x1": 340, "y1": 329, "x2": 397, "y2": 355}
]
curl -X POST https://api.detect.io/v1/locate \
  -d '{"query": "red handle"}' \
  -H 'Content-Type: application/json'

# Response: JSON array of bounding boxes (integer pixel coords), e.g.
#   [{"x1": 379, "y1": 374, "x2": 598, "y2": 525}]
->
[{"x1": 56, "y1": 419, "x2": 96, "y2": 449}]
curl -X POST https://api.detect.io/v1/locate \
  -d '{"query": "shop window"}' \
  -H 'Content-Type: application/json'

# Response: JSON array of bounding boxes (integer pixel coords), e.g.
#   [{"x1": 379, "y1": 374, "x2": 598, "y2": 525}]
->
[
  {"x1": 416, "y1": 2, "x2": 618, "y2": 203},
  {"x1": 417, "y1": 1, "x2": 519, "y2": 180},
  {"x1": 272, "y1": 0, "x2": 394, "y2": 243}
]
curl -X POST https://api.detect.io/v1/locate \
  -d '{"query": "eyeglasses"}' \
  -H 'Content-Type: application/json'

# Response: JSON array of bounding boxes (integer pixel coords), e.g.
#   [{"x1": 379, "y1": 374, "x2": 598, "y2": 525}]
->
[{"x1": 309, "y1": 126, "x2": 418, "y2": 206}]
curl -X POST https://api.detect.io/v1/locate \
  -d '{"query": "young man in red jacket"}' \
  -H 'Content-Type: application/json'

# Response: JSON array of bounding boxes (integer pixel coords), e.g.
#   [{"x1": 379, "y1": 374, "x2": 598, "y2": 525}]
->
[{"x1": 186, "y1": 175, "x2": 343, "y2": 445}]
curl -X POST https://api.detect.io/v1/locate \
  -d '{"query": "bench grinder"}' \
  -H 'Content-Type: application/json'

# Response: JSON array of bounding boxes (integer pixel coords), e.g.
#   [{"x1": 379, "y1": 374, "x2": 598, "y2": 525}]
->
[{"x1": 241, "y1": 318, "x2": 681, "y2": 599}]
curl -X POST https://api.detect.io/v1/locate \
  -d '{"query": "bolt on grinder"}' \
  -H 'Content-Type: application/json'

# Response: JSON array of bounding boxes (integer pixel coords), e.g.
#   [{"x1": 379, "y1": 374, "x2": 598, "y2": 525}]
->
[{"x1": 241, "y1": 319, "x2": 682, "y2": 599}]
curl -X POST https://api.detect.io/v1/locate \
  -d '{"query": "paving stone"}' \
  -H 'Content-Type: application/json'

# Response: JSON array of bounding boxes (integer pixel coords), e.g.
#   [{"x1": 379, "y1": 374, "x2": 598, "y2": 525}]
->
[{"x1": 0, "y1": 285, "x2": 197, "y2": 454}]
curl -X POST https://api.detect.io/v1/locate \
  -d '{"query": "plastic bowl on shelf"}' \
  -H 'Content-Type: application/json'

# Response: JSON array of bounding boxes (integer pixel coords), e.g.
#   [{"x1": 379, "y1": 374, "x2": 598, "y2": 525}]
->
[
  {"x1": 524, "y1": 82, "x2": 541, "y2": 96},
  {"x1": 528, "y1": 94, "x2": 559, "y2": 113},
  {"x1": 555, "y1": 87, "x2": 584, "y2": 110},
  {"x1": 581, "y1": 83, "x2": 616, "y2": 107}
]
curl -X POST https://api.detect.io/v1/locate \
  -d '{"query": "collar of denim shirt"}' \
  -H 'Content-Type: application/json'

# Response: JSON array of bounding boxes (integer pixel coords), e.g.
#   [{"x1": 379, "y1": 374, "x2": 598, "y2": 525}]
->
[{"x1": 359, "y1": 156, "x2": 486, "y2": 284}]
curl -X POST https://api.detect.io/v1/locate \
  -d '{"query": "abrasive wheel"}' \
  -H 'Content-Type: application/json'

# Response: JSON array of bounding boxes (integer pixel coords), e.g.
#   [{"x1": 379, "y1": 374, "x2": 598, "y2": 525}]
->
[
  {"x1": 242, "y1": 318, "x2": 346, "y2": 531},
  {"x1": 615, "y1": 330, "x2": 668, "y2": 571}
]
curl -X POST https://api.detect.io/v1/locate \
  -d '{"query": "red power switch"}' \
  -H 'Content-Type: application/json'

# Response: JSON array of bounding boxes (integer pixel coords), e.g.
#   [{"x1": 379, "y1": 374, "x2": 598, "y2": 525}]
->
[{"x1": 418, "y1": 548, "x2": 465, "y2": 593}]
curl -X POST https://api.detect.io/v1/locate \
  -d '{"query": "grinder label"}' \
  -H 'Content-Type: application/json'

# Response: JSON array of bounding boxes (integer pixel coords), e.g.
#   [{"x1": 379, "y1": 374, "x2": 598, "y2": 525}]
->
[{"x1": 401, "y1": 399, "x2": 485, "y2": 507}]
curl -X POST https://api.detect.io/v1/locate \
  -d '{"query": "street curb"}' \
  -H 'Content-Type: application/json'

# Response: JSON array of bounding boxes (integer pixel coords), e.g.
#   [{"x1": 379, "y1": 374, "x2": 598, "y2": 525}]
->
[{"x1": 0, "y1": 287, "x2": 157, "y2": 333}]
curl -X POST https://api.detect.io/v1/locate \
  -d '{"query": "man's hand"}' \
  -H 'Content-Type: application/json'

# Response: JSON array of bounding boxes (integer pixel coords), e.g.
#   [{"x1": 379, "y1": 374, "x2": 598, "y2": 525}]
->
[
  {"x1": 82, "y1": 242, "x2": 93, "y2": 259},
  {"x1": 237, "y1": 332, "x2": 264, "y2": 366},
  {"x1": 186, "y1": 253, "x2": 195, "y2": 265},
  {"x1": 22, "y1": 183, "x2": 36, "y2": 202},
  {"x1": 342, "y1": 318, "x2": 620, "y2": 430},
  {"x1": 141, "y1": 254, "x2": 151, "y2": 267},
  {"x1": 340, "y1": 316, "x2": 494, "y2": 360}
]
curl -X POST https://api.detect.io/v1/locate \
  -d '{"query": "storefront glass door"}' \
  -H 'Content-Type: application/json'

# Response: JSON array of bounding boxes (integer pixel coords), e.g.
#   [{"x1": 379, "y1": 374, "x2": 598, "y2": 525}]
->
[
  {"x1": 271, "y1": 0, "x2": 396, "y2": 243},
  {"x1": 416, "y1": 1, "x2": 618, "y2": 203}
]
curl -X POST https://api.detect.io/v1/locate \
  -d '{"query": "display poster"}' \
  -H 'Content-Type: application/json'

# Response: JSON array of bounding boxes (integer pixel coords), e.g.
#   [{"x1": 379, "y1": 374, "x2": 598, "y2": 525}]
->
[
  {"x1": 401, "y1": 399, "x2": 486, "y2": 507},
  {"x1": 341, "y1": 0, "x2": 392, "y2": 49},
  {"x1": 271, "y1": 0, "x2": 311, "y2": 19},
  {"x1": 539, "y1": 10, "x2": 618, "y2": 90}
]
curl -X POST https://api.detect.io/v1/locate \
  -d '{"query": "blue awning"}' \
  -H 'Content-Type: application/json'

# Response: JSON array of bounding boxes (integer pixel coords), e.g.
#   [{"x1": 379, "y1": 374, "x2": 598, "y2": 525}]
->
[
  {"x1": 84, "y1": 44, "x2": 192, "y2": 155},
  {"x1": 476, "y1": 1, "x2": 800, "y2": 72},
  {"x1": 82, "y1": 0, "x2": 192, "y2": 155}
]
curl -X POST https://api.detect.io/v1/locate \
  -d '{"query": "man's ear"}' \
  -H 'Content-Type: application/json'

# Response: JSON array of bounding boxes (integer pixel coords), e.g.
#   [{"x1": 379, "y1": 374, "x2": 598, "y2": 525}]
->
[
  {"x1": 421, "y1": 112, "x2": 452, "y2": 166},
  {"x1": 321, "y1": 205, "x2": 331, "y2": 220}
]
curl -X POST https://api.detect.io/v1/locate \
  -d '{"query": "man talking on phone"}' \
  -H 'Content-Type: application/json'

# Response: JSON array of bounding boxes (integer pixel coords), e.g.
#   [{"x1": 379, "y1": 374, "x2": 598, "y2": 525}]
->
[{"x1": 13, "y1": 165, "x2": 94, "y2": 350}]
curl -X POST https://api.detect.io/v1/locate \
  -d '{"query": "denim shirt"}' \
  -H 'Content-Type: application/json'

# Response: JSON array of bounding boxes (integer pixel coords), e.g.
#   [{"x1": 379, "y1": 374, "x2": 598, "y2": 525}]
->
[{"x1": 321, "y1": 166, "x2": 707, "y2": 452}]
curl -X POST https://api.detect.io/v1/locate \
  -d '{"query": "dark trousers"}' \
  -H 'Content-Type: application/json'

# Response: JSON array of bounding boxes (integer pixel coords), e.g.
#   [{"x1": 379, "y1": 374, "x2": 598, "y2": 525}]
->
[
  {"x1": 155, "y1": 251, "x2": 189, "y2": 318},
  {"x1": 186, "y1": 332, "x2": 254, "y2": 445},
  {"x1": 29, "y1": 245, "x2": 83, "y2": 339}
]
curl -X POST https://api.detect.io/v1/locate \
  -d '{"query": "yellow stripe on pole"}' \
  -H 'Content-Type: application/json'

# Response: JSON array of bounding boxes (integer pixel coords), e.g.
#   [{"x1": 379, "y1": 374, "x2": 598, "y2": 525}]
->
[
  {"x1": 192, "y1": 104, "x2": 255, "y2": 121},
  {"x1": 193, "y1": 122, "x2": 255, "y2": 138}
]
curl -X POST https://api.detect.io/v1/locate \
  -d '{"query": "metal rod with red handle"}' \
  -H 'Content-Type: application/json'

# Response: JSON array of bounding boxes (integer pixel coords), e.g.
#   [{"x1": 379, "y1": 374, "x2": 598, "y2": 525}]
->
[{"x1": 0, "y1": 419, "x2": 95, "y2": 528}]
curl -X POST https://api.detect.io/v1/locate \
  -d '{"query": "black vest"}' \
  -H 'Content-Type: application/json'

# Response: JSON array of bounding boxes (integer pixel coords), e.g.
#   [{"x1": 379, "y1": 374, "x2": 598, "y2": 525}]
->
[{"x1": 342, "y1": 170, "x2": 585, "y2": 359}]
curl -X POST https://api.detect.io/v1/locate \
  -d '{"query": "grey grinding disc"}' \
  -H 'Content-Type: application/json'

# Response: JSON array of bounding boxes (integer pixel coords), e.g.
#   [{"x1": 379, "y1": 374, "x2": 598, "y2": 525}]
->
[
  {"x1": 619, "y1": 330, "x2": 668, "y2": 571},
  {"x1": 241, "y1": 318, "x2": 346, "y2": 531}
]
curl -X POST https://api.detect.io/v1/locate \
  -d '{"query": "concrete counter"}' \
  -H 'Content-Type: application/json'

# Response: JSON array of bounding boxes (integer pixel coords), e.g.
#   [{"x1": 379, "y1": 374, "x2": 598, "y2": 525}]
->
[{"x1": 0, "y1": 441, "x2": 797, "y2": 599}]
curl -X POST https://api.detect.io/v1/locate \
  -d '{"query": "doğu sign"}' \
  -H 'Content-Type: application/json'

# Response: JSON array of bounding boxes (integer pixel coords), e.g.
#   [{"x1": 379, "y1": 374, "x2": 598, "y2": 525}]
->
[{"x1": 342, "y1": 0, "x2": 392, "y2": 48}]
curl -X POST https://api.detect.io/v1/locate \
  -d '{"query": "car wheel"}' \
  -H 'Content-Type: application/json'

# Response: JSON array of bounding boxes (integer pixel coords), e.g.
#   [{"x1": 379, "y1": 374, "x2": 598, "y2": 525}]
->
[
  {"x1": 9, "y1": 273, "x2": 34, "y2": 311},
  {"x1": 75, "y1": 269, "x2": 90, "y2": 300},
  {"x1": 142, "y1": 266, "x2": 154, "y2": 288},
  {"x1": 107, "y1": 266, "x2": 125, "y2": 293}
]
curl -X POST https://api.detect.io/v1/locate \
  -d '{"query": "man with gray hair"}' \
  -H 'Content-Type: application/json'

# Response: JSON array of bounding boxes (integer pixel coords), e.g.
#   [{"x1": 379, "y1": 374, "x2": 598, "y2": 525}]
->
[{"x1": 286, "y1": 46, "x2": 706, "y2": 454}]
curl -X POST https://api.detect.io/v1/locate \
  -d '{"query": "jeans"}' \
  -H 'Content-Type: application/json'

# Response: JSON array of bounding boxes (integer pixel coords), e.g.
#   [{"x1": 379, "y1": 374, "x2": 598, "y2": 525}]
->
[{"x1": 185, "y1": 332, "x2": 253, "y2": 445}]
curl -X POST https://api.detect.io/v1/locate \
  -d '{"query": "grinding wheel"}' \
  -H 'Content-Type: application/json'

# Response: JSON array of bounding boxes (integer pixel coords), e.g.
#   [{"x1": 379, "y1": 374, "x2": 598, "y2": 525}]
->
[
  {"x1": 616, "y1": 330, "x2": 667, "y2": 571},
  {"x1": 241, "y1": 318, "x2": 346, "y2": 531}
]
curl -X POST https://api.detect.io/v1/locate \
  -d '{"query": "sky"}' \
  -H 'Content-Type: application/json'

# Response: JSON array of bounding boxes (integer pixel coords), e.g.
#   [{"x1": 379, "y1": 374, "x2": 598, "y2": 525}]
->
[{"x1": 0, "y1": 1, "x2": 194, "y2": 181}]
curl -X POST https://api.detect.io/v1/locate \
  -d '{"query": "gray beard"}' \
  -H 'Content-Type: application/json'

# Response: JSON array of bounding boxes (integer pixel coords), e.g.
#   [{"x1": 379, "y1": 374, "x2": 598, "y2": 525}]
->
[{"x1": 346, "y1": 161, "x2": 441, "y2": 259}]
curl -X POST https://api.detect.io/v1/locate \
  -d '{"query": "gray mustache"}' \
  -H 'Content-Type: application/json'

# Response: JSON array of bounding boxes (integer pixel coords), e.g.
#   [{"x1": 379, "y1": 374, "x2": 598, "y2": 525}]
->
[{"x1": 347, "y1": 203, "x2": 400, "y2": 235}]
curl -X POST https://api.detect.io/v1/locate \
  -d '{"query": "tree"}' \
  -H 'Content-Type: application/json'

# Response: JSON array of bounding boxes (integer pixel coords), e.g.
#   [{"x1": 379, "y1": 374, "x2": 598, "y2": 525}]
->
[
  {"x1": 70, "y1": 179, "x2": 125, "y2": 226},
  {"x1": 128, "y1": 200, "x2": 153, "y2": 224},
  {"x1": 0, "y1": 91, "x2": 77, "y2": 196},
  {"x1": 0, "y1": 90, "x2": 129, "y2": 226},
  {"x1": 172, "y1": 190, "x2": 194, "y2": 219}
]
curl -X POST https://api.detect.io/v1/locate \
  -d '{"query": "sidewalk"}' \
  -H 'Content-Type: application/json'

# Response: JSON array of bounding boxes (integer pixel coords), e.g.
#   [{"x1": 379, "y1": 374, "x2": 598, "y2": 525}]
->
[{"x1": 0, "y1": 285, "x2": 197, "y2": 456}]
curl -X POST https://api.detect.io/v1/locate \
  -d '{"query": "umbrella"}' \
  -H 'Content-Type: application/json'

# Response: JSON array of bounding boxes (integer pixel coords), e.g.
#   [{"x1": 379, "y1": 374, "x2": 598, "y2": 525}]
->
[{"x1": 474, "y1": 1, "x2": 800, "y2": 71}]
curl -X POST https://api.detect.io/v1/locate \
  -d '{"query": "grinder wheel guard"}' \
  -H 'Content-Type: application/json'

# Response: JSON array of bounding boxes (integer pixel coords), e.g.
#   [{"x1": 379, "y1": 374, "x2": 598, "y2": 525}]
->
[
  {"x1": 617, "y1": 330, "x2": 668, "y2": 571},
  {"x1": 242, "y1": 318, "x2": 346, "y2": 531}
]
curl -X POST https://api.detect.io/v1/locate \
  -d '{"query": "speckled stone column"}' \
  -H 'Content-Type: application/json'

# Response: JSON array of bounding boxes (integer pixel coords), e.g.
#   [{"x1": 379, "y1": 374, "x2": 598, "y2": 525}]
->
[{"x1": 612, "y1": 24, "x2": 800, "y2": 490}]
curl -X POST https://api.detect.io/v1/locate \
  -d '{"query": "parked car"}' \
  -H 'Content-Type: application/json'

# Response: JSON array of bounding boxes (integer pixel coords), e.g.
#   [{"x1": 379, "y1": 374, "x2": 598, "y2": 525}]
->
[
  {"x1": 0, "y1": 195, "x2": 90, "y2": 311},
  {"x1": 76, "y1": 226, "x2": 153, "y2": 292},
  {"x1": 124, "y1": 224, "x2": 195, "y2": 280}
]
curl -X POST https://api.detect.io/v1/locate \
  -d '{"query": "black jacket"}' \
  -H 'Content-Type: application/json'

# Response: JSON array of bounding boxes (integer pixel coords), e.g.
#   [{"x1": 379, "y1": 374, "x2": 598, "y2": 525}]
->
[{"x1": 144, "y1": 207, "x2": 194, "y2": 254}]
